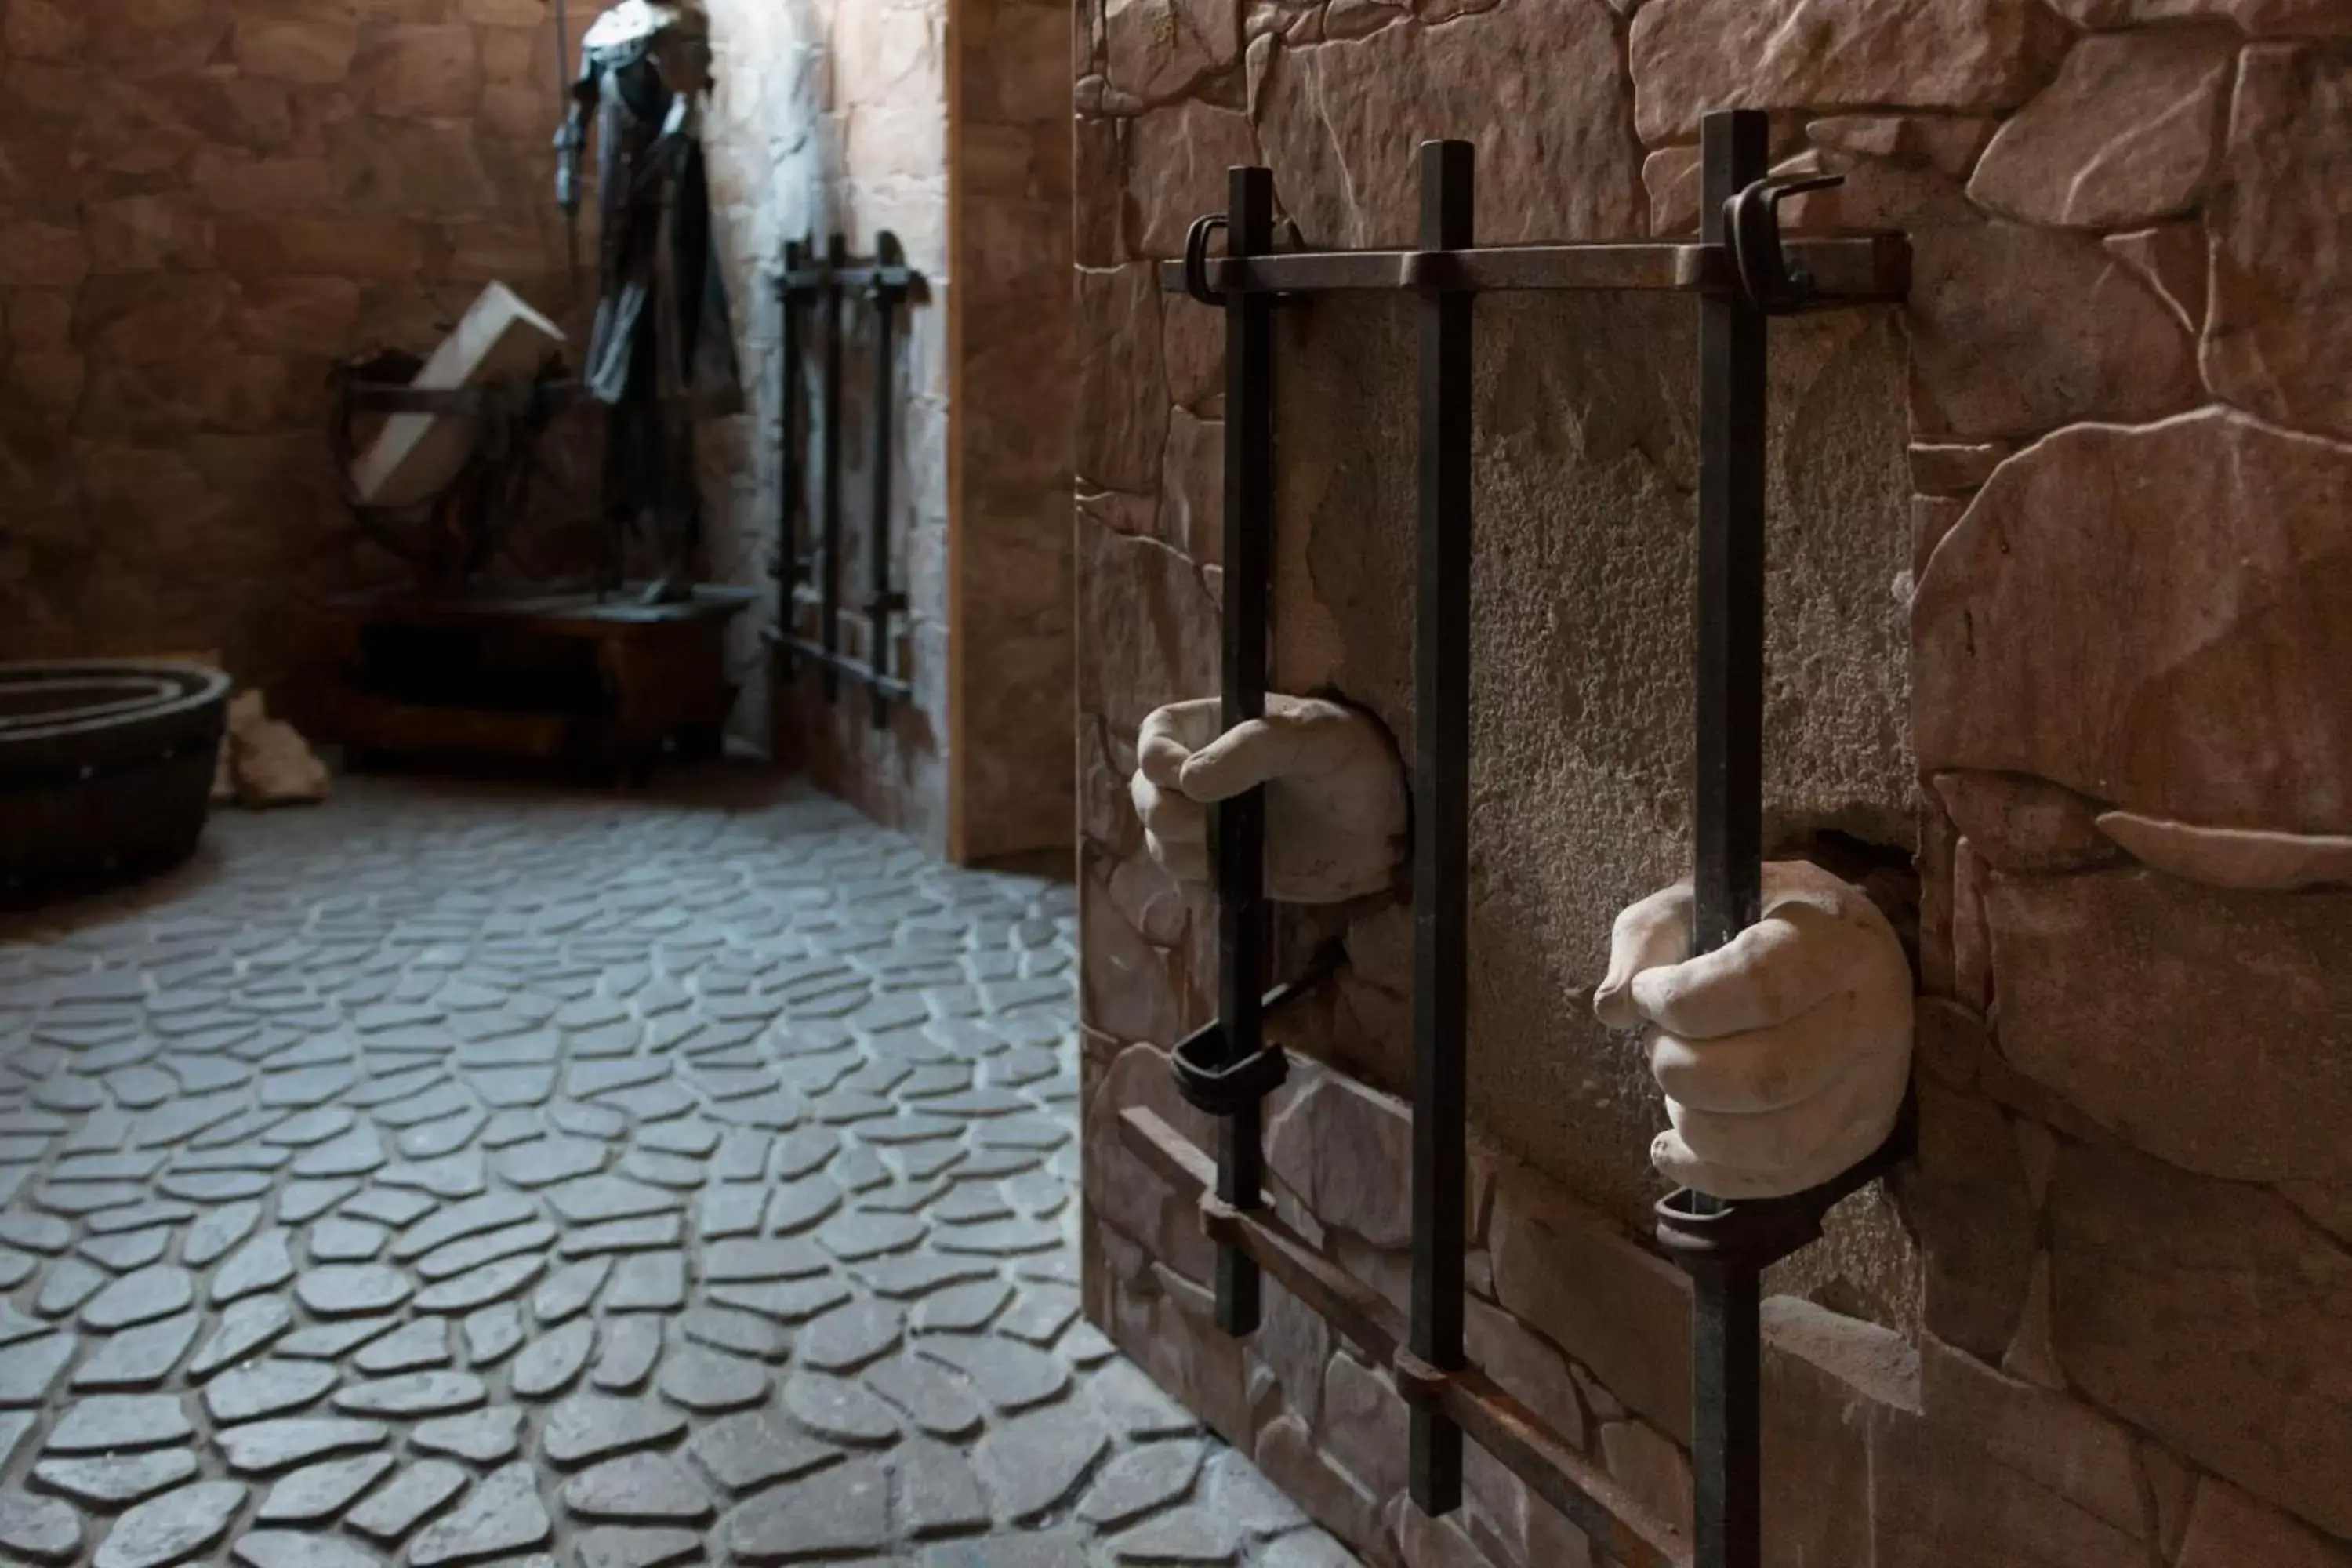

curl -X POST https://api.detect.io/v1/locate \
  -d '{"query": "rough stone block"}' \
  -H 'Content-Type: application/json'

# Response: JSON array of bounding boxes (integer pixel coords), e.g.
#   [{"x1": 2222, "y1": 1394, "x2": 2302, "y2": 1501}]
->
[
  {"x1": 1896, "y1": 1083, "x2": 2034, "y2": 1363},
  {"x1": 1265, "y1": 1075, "x2": 1413, "y2": 1250},
  {"x1": 1630, "y1": 0, "x2": 2066, "y2": 143},
  {"x1": 1102, "y1": 0, "x2": 1241, "y2": 107},
  {"x1": 358, "y1": 25, "x2": 483, "y2": 120},
  {"x1": 1915, "y1": 409, "x2": 2352, "y2": 830},
  {"x1": 1871, "y1": 1403, "x2": 2145, "y2": 1568},
  {"x1": 2177, "y1": 1478, "x2": 2351, "y2": 1568},
  {"x1": 2051, "y1": 1140, "x2": 2352, "y2": 1537},
  {"x1": 1123, "y1": 100, "x2": 1258, "y2": 260},
  {"x1": 1075, "y1": 264, "x2": 1167, "y2": 494},
  {"x1": 1759, "y1": 1298, "x2": 1911, "y2": 1568},
  {"x1": 1918, "y1": 1332, "x2": 2143, "y2": 1534},
  {"x1": 1928, "y1": 771, "x2": 2117, "y2": 875},
  {"x1": 234, "y1": 15, "x2": 360, "y2": 85},
  {"x1": 1968, "y1": 30, "x2": 2234, "y2": 227},
  {"x1": 2205, "y1": 45, "x2": 2352, "y2": 438},
  {"x1": 1988, "y1": 867, "x2": 2352, "y2": 1183},
  {"x1": 1257, "y1": 3, "x2": 1639, "y2": 250},
  {"x1": 1487, "y1": 1167, "x2": 1691, "y2": 1443}
]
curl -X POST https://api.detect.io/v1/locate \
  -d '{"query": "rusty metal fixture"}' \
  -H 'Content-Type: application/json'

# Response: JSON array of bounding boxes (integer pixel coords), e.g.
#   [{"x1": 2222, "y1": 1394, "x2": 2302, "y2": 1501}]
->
[
  {"x1": 768, "y1": 231, "x2": 926, "y2": 728},
  {"x1": 0, "y1": 661, "x2": 230, "y2": 906},
  {"x1": 328, "y1": 350, "x2": 577, "y2": 593},
  {"x1": 1159, "y1": 111, "x2": 1916, "y2": 1568}
]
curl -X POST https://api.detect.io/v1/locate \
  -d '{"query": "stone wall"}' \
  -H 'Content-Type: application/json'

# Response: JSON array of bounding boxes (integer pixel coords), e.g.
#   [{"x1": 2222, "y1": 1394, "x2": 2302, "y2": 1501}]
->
[
  {"x1": 1076, "y1": 3, "x2": 2352, "y2": 1566},
  {"x1": 699, "y1": 0, "x2": 956, "y2": 846},
  {"x1": 949, "y1": 0, "x2": 1076, "y2": 866},
  {"x1": 703, "y1": 0, "x2": 1075, "y2": 865},
  {"x1": 0, "y1": 0, "x2": 594, "y2": 693}
]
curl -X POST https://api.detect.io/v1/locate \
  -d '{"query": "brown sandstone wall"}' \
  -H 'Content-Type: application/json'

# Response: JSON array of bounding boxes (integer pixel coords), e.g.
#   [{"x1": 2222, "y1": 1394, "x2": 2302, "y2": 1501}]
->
[
  {"x1": 708, "y1": 0, "x2": 1076, "y2": 865},
  {"x1": 950, "y1": 0, "x2": 1077, "y2": 866},
  {"x1": 0, "y1": 0, "x2": 597, "y2": 693},
  {"x1": 1076, "y1": 2, "x2": 2352, "y2": 1566}
]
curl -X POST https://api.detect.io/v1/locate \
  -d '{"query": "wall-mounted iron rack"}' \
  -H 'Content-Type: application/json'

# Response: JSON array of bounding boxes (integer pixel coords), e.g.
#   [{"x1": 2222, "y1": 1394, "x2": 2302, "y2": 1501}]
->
[
  {"x1": 768, "y1": 231, "x2": 925, "y2": 729},
  {"x1": 1127, "y1": 111, "x2": 1915, "y2": 1568}
]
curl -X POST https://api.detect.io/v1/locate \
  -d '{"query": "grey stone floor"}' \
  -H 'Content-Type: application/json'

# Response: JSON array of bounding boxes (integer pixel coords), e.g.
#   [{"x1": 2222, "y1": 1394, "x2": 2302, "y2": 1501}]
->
[{"x1": 0, "y1": 775, "x2": 1355, "y2": 1568}]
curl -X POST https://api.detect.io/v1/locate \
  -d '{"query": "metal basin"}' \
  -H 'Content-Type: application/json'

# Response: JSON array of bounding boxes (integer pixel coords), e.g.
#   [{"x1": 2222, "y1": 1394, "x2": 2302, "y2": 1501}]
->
[{"x1": 0, "y1": 661, "x2": 230, "y2": 905}]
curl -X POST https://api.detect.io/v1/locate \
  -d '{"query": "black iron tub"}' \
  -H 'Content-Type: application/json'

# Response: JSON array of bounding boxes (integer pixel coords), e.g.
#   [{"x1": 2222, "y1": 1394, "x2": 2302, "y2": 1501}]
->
[{"x1": 0, "y1": 660, "x2": 231, "y2": 904}]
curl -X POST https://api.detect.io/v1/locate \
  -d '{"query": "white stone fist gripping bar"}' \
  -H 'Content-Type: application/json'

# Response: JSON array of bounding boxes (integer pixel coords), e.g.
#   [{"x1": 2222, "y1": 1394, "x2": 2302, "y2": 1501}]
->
[
  {"x1": 1595, "y1": 861, "x2": 1915, "y2": 1200},
  {"x1": 1130, "y1": 695, "x2": 1408, "y2": 905}
]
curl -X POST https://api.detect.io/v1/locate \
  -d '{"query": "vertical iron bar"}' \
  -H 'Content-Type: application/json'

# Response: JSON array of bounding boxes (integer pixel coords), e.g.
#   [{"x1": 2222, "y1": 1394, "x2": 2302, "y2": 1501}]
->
[
  {"x1": 1690, "y1": 107, "x2": 1772, "y2": 1568},
  {"x1": 1410, "y1": 137, "x2": 1474, "y2": 1519},
  {"x1": 1694, "y1": 112, "x2": 1768, "y2": 955},
  {"x1": 779, "y1": 241, "x2": 804, "y2": 669},
  {"x1": 1214, "y1": 165, "x2": 1276, "y2": 1338},
  {"x1": 866, "y1": 261, "x2": 898, "y2": 731},
  {"x1": 819, "y1": 232, "x2": 848, "y2": 705}
]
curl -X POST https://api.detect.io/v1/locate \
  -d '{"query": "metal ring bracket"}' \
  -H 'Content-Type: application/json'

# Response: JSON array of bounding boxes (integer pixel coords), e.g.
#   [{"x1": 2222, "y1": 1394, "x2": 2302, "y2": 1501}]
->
[
  {"x1": 1166, "y1": 938, "x2": 1343, "y2": 1117},
  {"x1": 1171, "y1": 1034, "x2": 1290, "y2": 1117},
  {"x1": 1723, "y1": 173, "x2": 1846, "y2": 312},
  {"x1": 1184, "y1": 214, "x2": 1229, "y2": 307}
]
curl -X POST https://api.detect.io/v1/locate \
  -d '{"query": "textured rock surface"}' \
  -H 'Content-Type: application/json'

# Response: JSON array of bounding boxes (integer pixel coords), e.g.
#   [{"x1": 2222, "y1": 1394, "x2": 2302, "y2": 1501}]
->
[
  {"x1": 1257, "y1": 5, "x2": 1640, "y2": 249},
  {"x1": 2203, "y1": 45, "x2": 2352, "y2": 439},
  {"x1": 949, "y1": 0, "x2": 1080, "y2": 863},
  {"x1": 0, "y1": 0, "x2": 593, "y2": 696},
  {"x1": 0, "y1": 776, "x2": 1341, "y2": 1568},
  {"x1": 2053, "y1": 1142, "x2": 2352, "y2": 1537},
  {"x1": 1988, "y1": 867, "x2": 2352, "y2": 1181},
  {"x1": 1629, "y1": 0, "x2": 2064, "y2": 143},
  {"x1": 1916, "y1": 410, "x2": 2352, "y2": 831},
  {"x1": 1967, "y1": 30, "x2": 2234, "y2": 228}
]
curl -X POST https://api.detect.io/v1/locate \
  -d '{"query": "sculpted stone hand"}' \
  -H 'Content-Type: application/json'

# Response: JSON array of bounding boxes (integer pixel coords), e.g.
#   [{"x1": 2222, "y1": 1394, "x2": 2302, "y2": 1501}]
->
[
  {"x1": 1593, "y1": 862, "x2": 1914, "y2": 1200},
  {"x1": 1129, "y1": 695, "x2": 1407, "y2": 904}
]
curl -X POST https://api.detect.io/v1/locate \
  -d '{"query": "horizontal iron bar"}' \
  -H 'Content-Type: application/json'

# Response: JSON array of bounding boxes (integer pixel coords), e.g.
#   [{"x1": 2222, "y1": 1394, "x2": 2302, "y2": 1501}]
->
[
  {"x1": 1156, "y1": 235, "x2": 1908, "y2": 301},
  {"x1": 762, "y1": 630, "x2": 913, "y2": 702},
  {"x1": 343, "y1": 382, "x2": 581, "y2": 416},
  {"x1": 1120, "y1": 1106, "x2": 1692, "y2": 1568},
  {"x1": 778, "y1": 264, "x2": 920, "y2": 297},
  {"x1": 1396, "y1": 1352, "x2": 1690, "y2": 1568}
]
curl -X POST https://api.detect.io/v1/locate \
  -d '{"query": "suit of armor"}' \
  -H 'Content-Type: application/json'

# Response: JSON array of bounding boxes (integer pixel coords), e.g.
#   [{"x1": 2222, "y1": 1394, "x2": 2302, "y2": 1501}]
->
[{"x1": 555, "y1": 1, "x2": 742, "y2": 604}]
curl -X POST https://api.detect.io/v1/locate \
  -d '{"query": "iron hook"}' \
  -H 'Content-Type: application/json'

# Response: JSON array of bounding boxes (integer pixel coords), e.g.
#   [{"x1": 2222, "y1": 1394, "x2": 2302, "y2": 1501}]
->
[
  {"x1": 1722, "y1": 172, "x2": 1844, "y2": 313},
  {"x1": 1184, "y1": 213, "x2": 1229, "y2": 307}
]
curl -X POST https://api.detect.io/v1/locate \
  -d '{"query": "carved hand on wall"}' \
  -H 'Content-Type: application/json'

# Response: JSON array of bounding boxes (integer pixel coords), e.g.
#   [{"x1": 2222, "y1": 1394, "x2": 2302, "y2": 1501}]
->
[
  {"x1": 1593, "y1": 862, "x2": 1914, "y2": 1201},
  {"x1": 1129, "y1": 696, "x2": 1408, "y2": 904}
]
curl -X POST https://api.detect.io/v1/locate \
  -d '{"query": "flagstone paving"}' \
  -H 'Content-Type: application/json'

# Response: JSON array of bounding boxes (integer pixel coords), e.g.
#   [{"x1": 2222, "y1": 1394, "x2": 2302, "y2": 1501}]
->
[{"x1": 0, "y1": 777, "x2": 1351, "y2": 1568}]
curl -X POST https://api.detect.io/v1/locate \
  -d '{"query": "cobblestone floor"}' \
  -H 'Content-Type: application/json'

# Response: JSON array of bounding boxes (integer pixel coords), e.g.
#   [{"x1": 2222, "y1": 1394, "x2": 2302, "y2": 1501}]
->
[{"x1": 0, "y1": 777, "x2": 1354, "y2": 1568}]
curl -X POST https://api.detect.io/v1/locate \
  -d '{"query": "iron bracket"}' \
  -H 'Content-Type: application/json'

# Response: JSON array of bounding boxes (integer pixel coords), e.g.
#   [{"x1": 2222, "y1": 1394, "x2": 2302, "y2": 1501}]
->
[
  {"x1": 1153, "y1": 112, "x2": 1916, "y2": 1568},
  {"x1": 771, "y1": 230, "x2": 928, "y2": 727},
  {"x1": 1723, "y1": 172, "x2": 1851, "y2": 314}
]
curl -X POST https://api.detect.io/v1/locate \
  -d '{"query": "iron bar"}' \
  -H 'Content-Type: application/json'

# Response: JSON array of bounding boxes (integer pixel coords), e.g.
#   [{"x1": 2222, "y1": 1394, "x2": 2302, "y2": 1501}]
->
[
  {"x1": 1409, "y1": 137, "x2": 1475, "y2": 1518},
  {"x1": 777, "y1": 238, "x2": 805, "y2": 609},
  {"x1": 1123, "y1": 1105, "x2": 1693, "y2": 1568},
  {"x1": 780, "y1": 259, "x2": 920, "y2": 293},
  {"x1": 774, "y1": 234, "x2": 925, "y2": 710},
  {"x1": 818, "y1": 232, "x2": 848, "y2": 705},
  {"x1": 1682, "y1": 107, "x2": 1775, "y2": 1568},
  {"x1": 1150, "y1": 119, "x2": 1915, "y2": 1568},
  {"x1": 1157, "y1": 234, "x2": 1907, "y2": 301},
  {"x1": 1212, "y1": 165, "x2": 1277, "y2": 1337},
  {"x1": 760, "y1": 631, "x2": 914, "y2": 702},
  {"x1": 865, "y1": 241, "x2": 907, "y2": 731}
]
